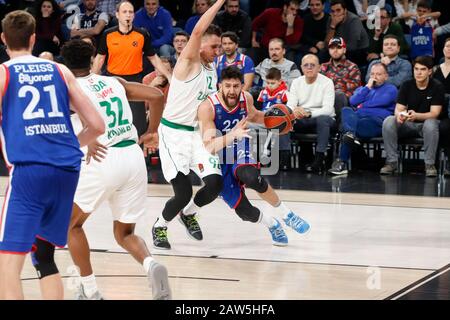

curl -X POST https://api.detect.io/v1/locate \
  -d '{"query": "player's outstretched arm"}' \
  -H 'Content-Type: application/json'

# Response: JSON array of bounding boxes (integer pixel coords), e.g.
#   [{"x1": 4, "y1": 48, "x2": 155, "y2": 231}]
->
[
  {"x1": 175, "y1": 0, "x2": 225, "y2": 79},
  {"x1": 199, "y1": 99, "x2": 250, "y2": 154},
  {"x1": 245, "y1": 91, "x2": 265, "y2": 125},
  {"x1": 60, "y1": 64, "x2": 105, "y2": 146}
]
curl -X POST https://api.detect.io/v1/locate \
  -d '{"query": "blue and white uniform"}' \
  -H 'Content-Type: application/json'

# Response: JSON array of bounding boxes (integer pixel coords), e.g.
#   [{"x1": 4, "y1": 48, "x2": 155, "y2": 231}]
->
[
  {"x1": 0, "y1": 55, "x2": 81, "y2": 253},
  {"x1": 208, "y1": 92, "x2": 256, "y2": 208}
]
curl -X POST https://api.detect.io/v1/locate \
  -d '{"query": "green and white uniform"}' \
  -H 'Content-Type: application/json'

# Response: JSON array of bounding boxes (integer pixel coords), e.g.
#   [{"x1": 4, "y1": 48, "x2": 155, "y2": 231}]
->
[
  {"x1": 159, "y1": 63, "x2": 221, "y2": 182},
  {"x1": 71, "y1": 74, "x2": 147, "y2": 223}
]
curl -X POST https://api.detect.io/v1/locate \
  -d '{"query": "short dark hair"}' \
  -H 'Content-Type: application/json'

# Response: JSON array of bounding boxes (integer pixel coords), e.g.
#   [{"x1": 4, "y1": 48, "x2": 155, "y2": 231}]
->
[
  {"x1": 413, "y1": 55, "x2": 434, "y2": 70},
  {"x1": 330, "y1": 0, "x2": 346, "y2": 9},
  {"x1": 266, "y1": 67, "x2": 282, "y2": 80},
  {"x1": 1, "y1": 10, "x2": 36, "y2": 51},
  {"x1": 417, "y1": 0, "x2": 431, "y2": 10},
  {"x1": 221, "y1": 31, "x2": 239, "y2": 44},
  {"x1": 204, "y1": 24, "x2": 222, "y2": 38},
  {"x1": 381, "y1": 7, "x2": 391, "y2": 18},
  {"x1": 269, "y1": 37, "x2": 285, "y2": 49},
  {"x1": 61, "y1": 39, "x2": 94, "y2": 70},
  {"x1": 383, "y1": 34, "x2": 399, "y2": 45},
  {"x1": 284, "y1": 0, "x2": 300, "y2": 6},
  {"x1": 221, "y1": 66, "x2": 243, "y2": 83},
  {"x1": 174, "y1": 30, "x2": 190, "y2": 41}
]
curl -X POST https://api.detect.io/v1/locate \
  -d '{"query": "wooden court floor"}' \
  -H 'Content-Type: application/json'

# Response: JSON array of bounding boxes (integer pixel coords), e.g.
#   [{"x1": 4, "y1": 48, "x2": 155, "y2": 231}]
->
[{"x1": 1, "y1": 178, "x2": 449, "y2": 300}]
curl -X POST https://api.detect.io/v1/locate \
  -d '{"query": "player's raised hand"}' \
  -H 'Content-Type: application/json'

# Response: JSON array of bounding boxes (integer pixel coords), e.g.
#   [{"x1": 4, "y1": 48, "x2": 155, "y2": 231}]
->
[
  {"x1": 139, "y1": 132, "x2": 159, "y2": 156},
  {"x1": 86, "y1": 140, "x2": 108, "y2": 164},
  {"x1": 231, "y1": 117, "x2": 252, "y2": 140}
]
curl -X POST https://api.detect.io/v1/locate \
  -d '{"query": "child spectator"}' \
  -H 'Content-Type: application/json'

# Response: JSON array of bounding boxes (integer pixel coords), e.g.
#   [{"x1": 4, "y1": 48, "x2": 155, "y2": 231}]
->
[
  {"x1": 257, "y1": 67, "x2": 288, "y2": 111},
  {"x1": 257, "y1": 68, "x2": 292, "y2": 171}
]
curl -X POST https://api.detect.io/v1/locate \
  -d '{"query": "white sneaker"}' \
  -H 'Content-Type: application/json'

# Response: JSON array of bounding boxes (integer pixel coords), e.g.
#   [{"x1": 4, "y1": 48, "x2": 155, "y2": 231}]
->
[
  {"x1": 75, "y1": 284, "x2": 104, "y2": 300},
  {"x1": 148, "y1": 262, "x2": 172, "y2": 300}
]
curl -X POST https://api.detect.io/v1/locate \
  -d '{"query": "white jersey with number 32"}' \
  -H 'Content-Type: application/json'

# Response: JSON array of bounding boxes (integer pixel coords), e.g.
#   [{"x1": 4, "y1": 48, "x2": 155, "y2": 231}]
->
[
  {"x1": 162, "y1": 63, "x2": 217, "y2": 127},
  {"x1": 72, "y1": 74, "x2": 138, "y2": 148}
]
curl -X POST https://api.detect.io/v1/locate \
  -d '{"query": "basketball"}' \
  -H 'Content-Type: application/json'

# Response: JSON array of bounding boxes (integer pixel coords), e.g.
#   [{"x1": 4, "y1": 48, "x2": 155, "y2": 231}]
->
[{"x1": 264, "y1": 104, "x2": 295, "y2": 135}]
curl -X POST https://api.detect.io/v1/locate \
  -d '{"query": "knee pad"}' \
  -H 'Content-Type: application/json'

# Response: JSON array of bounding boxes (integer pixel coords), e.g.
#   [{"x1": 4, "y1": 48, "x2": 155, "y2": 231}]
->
[
  {"x1": 202, "y1": 174, "x2": 223, "y2": 197},
  {"x1": 31, "y1": 238, "x2": 59, "y2": 279},
  {"x1": 235, "y1": 197, "x2": 260, "y2": 223},
  {"x1": 236, "y1": 166, "x2": 268, "y2": 194},
  {"x1": 171, "y1": 173, "x2": 193, "y2": 204}
]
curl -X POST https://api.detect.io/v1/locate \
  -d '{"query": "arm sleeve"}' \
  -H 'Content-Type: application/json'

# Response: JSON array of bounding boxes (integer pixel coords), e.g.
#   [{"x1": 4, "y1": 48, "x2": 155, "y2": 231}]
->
[
  {"x1": 364, "y1": 86, "x2": 398, "y2": 108},
  {"x1": 396, "y1": 83, "x2": 409, "y2": 106},
  {"x1": 388, "y1": 60, "x2": 412, "y2": 88},
  {"x1": 346, "y1": 65, "x2": 362, "y2": 97},
  {"x1": 431, "y1": 83, "x2": 446, "y2": 106},
  {"x1": 286, "y1": 81, "x2": 299, "y2": 109},
  {"x1": 152, "y1": 11, "x2": 174, "y2": 48},
  {"x1": 97, "y1": 32, "x2": 108, "y2": 55},
  {"x1": 240, "y1": 16, "x2": 253, "y2": 48},
  {"x1": 242, "y1": 56, "x2": 255, "y2": 74},
  {"x1": 142, "y1": 29, "x2": 156, "y2": 57},
  {"x1": 435, "y1": 22, "x2": 450, "y2": 37},
  {"x1": 349, "y1": 86, "x2": 369, "y2": 106},
  {"x1": 311, "y1": 79, "x2": 335, "y2": 117},
  {"x1": 99, "y1": 12, "x2": 109, "y2": 24},
  {"x1": 252, "y1": 10, "x2": 268, "y2": 32},
  {"x1": 285, "y1": 17, "x2": 304, "y2": 45},
  {"x1": 287, "y1": 64, "x2": 301, "y2": 88}
]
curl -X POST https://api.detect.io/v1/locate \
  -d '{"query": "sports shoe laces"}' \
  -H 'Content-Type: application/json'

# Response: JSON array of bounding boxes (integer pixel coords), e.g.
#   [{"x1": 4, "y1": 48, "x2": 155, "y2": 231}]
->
[
  {"x1": 272, "y1": 227, "x2": 284, "y2": 238},
  {"x1": 287, "y1": 214, "x2": 305, "y2": 229},
  {"x1": 155, "y1": 228, "x2": 168, "y2": 240},
  {"x1": 184, "y1": 215, "x2": 200, "y2": 231}
]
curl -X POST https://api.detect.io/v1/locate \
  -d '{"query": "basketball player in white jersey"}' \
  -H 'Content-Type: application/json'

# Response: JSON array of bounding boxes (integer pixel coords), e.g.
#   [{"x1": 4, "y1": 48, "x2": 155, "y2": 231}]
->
[
  {"x1": 152, "y1": 0, "x2": 226, "y2": 250},
  {"x1": 60, "y1": 39, "x2": 171, "y2": 300}
]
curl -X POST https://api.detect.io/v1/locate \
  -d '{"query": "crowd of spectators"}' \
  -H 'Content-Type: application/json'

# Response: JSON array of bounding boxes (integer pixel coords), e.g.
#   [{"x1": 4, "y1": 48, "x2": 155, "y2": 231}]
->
[{"x1": 1, "y1": 0, "x2": 450, "y2": 177}]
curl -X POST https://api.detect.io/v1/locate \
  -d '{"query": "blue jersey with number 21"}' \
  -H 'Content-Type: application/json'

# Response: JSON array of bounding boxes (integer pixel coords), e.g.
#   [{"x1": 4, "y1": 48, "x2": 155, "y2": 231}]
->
[{"x1": 1, "y1": 55, "x2": 82, "y2": 171}]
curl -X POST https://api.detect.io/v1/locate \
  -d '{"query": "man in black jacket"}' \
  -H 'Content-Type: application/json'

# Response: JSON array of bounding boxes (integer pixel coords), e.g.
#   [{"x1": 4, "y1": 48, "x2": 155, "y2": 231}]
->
[{"x1": 214, "y1": 0, "x2": 252, "y2": 50}]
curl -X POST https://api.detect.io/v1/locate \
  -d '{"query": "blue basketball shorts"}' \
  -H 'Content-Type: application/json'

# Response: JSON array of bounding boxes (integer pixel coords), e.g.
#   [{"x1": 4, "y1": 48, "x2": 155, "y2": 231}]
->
[
  {"x1": 0, "y1": 164, "x2": 79, "y2": 253},
  {"x1": 220, "y1": 156, "x2": 257, "y2": 209}
]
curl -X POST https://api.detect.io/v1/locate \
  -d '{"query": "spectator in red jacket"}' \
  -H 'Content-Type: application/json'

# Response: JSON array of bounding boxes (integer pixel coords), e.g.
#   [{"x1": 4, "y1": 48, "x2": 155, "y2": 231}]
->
[{"x1": 251, "y1": 0, "x2": 304, "y2": 64}]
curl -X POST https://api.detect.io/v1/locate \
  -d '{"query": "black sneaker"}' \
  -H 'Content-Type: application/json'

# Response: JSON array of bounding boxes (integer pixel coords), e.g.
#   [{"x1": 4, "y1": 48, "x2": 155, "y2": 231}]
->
[
  {"x1": 328, "y1": 159, "x2": 348, "y2": 175},
  {"x1": 178, "y1": 213, "x2": 203, "y2": 241},
  {"x1": 342, "y1": 132, "x2": 360, "y2": 146},
  {"x1": 152, "y1": 220, "x2": 171, "y2": 250}
]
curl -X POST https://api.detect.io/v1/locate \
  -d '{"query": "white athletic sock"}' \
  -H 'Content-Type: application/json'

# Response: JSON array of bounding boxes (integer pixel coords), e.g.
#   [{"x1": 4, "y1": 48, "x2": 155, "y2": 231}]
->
[
  {"x1": 80, "y1": 274, "x2": 99, "y2": 298},
  {"x1": 274, "y1": 201, "x2": 292, "y2": 220},
  {"x1": 154, "y1": 215, "x2": 169, "y2": 228},
  {"x1": 182, "y1": 199, "x2": 200, "y2": 216},
  {"x1": 143, "y1": 256, "x2": 155, "y2": 274},
  {"x1": 259, "y1": 212, "x2": 277, "y2": 228}
]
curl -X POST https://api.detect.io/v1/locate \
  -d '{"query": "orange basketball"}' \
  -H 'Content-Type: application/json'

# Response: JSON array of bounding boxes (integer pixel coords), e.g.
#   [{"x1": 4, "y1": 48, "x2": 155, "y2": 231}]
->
[{"x1": 264, "y1": 104, "x2": 295, "y2": 135}]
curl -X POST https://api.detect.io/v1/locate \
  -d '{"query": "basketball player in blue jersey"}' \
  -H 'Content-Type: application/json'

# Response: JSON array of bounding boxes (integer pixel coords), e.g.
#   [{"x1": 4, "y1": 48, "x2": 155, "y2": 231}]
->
[
  {"x1": 0, "y1": 11, "x2": 105, "y2": 299},
  {"x1": 198, "y1": 66, "x2": 310, "y2": 246}
]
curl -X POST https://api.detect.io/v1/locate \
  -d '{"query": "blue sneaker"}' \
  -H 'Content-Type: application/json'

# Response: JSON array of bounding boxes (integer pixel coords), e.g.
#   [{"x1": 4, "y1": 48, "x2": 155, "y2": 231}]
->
[
  {"x1": 283, "y1": 212, "x2": 310, "y2": 234},
  {"x1": 268, "y1": 219, "x2": 288, "y2": 246}
]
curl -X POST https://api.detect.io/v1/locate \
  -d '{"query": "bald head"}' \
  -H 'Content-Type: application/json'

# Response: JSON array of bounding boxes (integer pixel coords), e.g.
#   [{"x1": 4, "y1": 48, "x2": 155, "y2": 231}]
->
[{"x1": 301, "y1": 54, "x2": 319, "y2": 66}]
